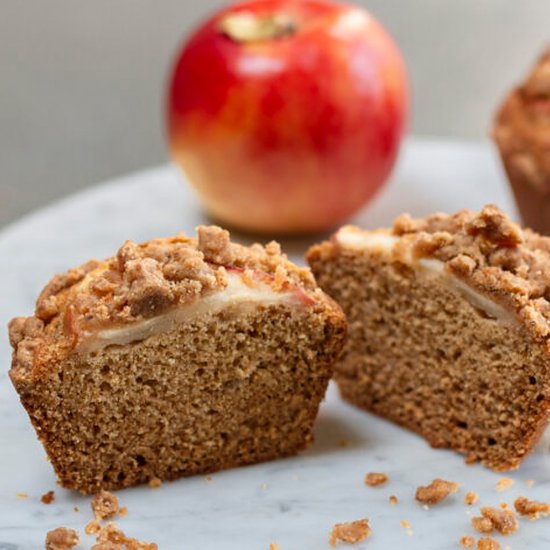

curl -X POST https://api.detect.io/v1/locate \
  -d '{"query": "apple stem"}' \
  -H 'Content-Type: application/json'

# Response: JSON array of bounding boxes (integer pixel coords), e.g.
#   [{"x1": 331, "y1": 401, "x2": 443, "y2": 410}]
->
[{"x1": 219, "y1": 11, "x2": 296, "y2": 43}]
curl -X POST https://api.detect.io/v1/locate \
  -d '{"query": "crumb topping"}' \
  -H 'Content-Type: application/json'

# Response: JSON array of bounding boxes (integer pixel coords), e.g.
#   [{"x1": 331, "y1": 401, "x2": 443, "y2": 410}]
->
[
  {"x1": 472, "y1": 507, "x2": 518, "y2": 536},
  {"x1": 514, "y1": 495, "x2": 550, "y2": 519},
  {"x1": 9, "y1": 226, "x2": 317, "y2": 376},
  {"x1": 378, "y1": 205, "x2": 550, "y2": 342},
  {"x1": 45, "y1": 527, "x2": 79, "y2": 550},
  {"x1": 493, "y1": 47, "x2": 550, "y2": 193},
  {"x1": 329, "y1": 519, "x2": 371, "y2": 546},
  {"x1": 415, "y1": 478, "x2": 458, "y2": 505},
  {"x1": 460, "y1": 535, "x2": 475, "y2": 548},
  {"x1": 91, "y1": 490, "x2": 119, "y2": 520},
  {"x1": 465, "y1": 491, "x2": 479, "y2": 506},
  {"x1": 93, "y1": 522, "x2": 157, "y2": 550},
  {"x1": 365, "y1": 472, "x2": 388, "y2": 487}
]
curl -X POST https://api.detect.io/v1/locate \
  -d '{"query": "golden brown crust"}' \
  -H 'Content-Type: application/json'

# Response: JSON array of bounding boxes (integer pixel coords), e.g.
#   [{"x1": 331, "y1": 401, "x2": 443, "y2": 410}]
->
[
  {"x1": 9, "y1": 225, "x2": 318, "y2": 383},
  {"x1": 493, "y1": 47, "x2": 550, "y2": 233}
]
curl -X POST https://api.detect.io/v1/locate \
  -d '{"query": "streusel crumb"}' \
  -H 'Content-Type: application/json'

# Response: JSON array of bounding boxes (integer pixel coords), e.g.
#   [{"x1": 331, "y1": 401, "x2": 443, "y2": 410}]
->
[
  {"x1": 329, "y1": 519, "x2": 371, "y2": 547},
  {"x1": 477, "y1": 537, "x2": 500, "y2": 550},
  {"x1": 45, "y1": 527, "x2": 79, "y2": 550},
  {"x1": 460, "y1": 535, "x2": 475, "y2": 548},
  {"x1": 415, "y1": 479, "x2": 458, "y2": 505},
  {"x1": 473, "y1": 507, "x2": 518, "y2": 536},
  {"x1": 514, "y1": 495, "x2": 550, "y2": 519},
  {"x1": 465, "y1": 491, "x2": 479, "y2": 506},
  {"x1": 91, "y1": 490, "x2": 119, "y2": 520},
  {"x1": 365, "y1": 472, "x2": 388, "y2": 487},
  {"x1": 41, "y1": 490, "x2": 55, "y2": 504}
]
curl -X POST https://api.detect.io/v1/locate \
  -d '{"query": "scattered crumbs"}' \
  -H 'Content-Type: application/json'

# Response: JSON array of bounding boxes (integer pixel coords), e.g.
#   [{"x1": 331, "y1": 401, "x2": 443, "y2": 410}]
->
[
  {"x1": 291, "y1": 474, "x2": 300, "y2": 481},
  {"x1": 85, "y1": 519, "x2": 101, "y2": 536},
  {"x1": 148, "y1": 477, "x2": 162, "y2": 489},
  {"x1": 45, "y1": 527, "x2": 79, "y2": 550},
  {"x1": 514, "y1": 495, "x2": 550, "y2": 519},
  {"x1": 477, "y1": 537, "x2": 500, "y2": 550},
  {"x1": 73, "y1": 506, "x2": 80, "y2": 513},
  {"x1": 338, "y1": 439, "x2": 349, "y2": 448},
  {"x1": 269, "y1": 544, "x2": 279, "y2": 550},
  {"x1": 460, "y1": 535, "x2": 475, "y2": 548},
  {"x1": 261, "y1": 483, "x2": 269, "y2": 490},
  {"x1": 329, "y1": 519, "x2": 371, "y2": 547},
  {"x1": 526, "y1": 479, "x2": 535, "y2": 488},
  {"x1": 365, "y1": 472, "x2": 388, "y2": 487},
  {"x1": 465, "y1": 491, "x2": 479, "y2": 506},
  {"x1": 389, "y1": 495, "x2": 398, "y2": 506},
  {"x1": 119, "y1": 506, "x2": 128, "y2": 517},
  {"x1": 91, "y1": 490, "x2": 119, "y2": 520},
  {"x1": 473, "y1": 507, "x2": 518, "y2": 536},
  {"x1": 16, "y1": 492, "x2": 29, "y2": 499},
  {"x1": 496, "y1": 477, "x2": 514, "y2": 492},
  {"x1": 41, "y1": 490, "x2": 55, "y2": 504},
  {"x1": 93, "y1": 521, "x2": 157, "y2": 549},
  {"x1": 415, "y1": 479, "x2": 458, "y2": 505}
]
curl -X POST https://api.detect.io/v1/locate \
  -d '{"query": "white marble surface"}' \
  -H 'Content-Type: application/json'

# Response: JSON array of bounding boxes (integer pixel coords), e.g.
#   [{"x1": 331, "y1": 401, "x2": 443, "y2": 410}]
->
[{"x1": 1, "y1": 138, "x2": 549, "y2": 549}]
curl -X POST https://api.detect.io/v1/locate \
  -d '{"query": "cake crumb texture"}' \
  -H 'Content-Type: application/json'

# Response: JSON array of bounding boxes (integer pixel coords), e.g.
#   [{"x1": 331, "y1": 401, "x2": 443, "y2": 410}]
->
[
  {"x1": 460, "y1": 535, "x2": 475, "y2": 548},
  {"x1": 477, "y1": 537, "x2": 500, "y2": 550},
  {"x1": 45, "y1": 527, "x2": 79, "y2": 550},
  {"x1": 307, "y1": 205, "x2": 550, "y2": 471},
  {"x1": 473, "y1": 507, "x2": 518, "y2": 536},
  {"x1": 415, "y1": 479, "x2": 458, "y2": 505},
  {"x1": 329, "y1": 519, "x2": 371, "y2": 546},
  {"x1": 92, "y1": 490, "x2": 120, "y2": 520},
  {"x1": 92, "y1": 522, "x2": 157, "y2": 550}
]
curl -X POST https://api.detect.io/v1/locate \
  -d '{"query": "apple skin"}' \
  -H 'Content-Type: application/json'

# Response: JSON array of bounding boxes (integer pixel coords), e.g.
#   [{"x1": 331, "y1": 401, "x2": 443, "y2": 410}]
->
[{"x1": 168, "y1": 0, "x2": 408, "y2": 234}]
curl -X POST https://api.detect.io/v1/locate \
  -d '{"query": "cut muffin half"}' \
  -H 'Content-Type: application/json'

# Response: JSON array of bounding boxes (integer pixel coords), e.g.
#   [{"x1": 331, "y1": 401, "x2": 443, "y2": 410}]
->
[
  {"x1": 8, "y1": 226, "x2": 346, "y2": 493},
  {"x1": 307, "y1": 205, "x2": 550, "y2": 471}
]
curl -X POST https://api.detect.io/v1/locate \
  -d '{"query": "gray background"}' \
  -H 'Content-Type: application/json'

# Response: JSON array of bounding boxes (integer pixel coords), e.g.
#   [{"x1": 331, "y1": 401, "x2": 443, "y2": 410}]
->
[{"x1": 1, "y1": 0, "x2": 549, "y2": 229}]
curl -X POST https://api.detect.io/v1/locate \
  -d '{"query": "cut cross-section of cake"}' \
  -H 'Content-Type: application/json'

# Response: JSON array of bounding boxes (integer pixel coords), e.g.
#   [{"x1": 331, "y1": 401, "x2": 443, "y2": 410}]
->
[
  {"x1": 8, "y1": 226, "x2": 346, "y2": 494},
  {"x1": 307, "y1": 205, "x2": 550, "y2": 471}
]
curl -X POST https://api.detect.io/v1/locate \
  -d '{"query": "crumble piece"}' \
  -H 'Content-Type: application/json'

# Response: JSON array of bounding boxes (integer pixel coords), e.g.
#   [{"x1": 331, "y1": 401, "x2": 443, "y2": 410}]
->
[
  {"x1": 496, "y1": 477, "x2": 514, "y2": 492},
  {"x1": 94, "y1": 522, "x2": 157, "y2": 550},
  {"x1": 45, "y1": 527, "x2": 79, "y2": 550},
  {"x1": 269, "y1": 545, "x2": 280, "y2": 550},
  {"x1": 119, "y1": 506, "x2": 128, "y2": 516},
  {"x1": 91, "y1": 490, "x2": 120, "y2": 520},
  {"x1": 85, "y1": 519, "x2": 102, "y2": 535},
  {"x1": 472, "y1": 516, "x2": 494, "y2": 534},
  {"x1": 148, "y1": 478, "x2": 162, "y2": 489},
  {"x1": 514, "y1": 495, "x2": 550, "y2": 519},
  {"x1": 41, "y1": 490, "x2": 55, "y2": 504},
  {"x1": 415, "y1": 479, "x2": 458, "y2": 504},
  {"x1": 73, "y1": 506, "x2": 79, "y2": 513},
  {"x1": 460, "y1": 535, "x2": 475, "y2": 548},
  {"x1": 16, "y1": 492, "x2": 29, "y2": 499},
  {"x1": 365, "y1": 472, "x2": 388, "y2": 487},
  {"x1": 400, "y1": 520, "x2": 411, "y2": 529},
  {"x1": 389, "y1": 495, "x2": 398, "y2": 506},
  {"x1": 329, "y1": 519, "x2": 371, "y2": 547},
  {"x1": 473, "y1": 507, "x2": 518, "y2": 536},
  {"x1": 465, "y1": 491, "x2": 479, "y2": 506},
  {"x1": 477, "y1": 538, "x2": 500, "y2": 550}
]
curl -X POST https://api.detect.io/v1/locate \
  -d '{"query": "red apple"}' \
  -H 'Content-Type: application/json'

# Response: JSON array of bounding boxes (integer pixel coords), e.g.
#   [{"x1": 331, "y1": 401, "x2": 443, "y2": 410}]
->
[{"x1": 168, "y1": 0, "x2": 408, "y2": 234}]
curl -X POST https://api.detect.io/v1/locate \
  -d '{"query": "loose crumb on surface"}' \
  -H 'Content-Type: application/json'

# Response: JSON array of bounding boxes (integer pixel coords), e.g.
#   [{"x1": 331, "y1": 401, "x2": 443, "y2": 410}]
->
[
  {"x1": 465, "y1": 492, "x2": 479, "y2": 506},
  {"x1": 91, "y1": 490, "x2": 120, "y2": 520},
  {"x1": 365, "y1": 472, "x2": 388, "y2": 487},
  {"x1": 269, "y1": 544, "x2": 279, "y2": 550},
  {"x1": 460, "y1": 535, "x2": 475, "y2": 548},
  {"x1": 45, "y1": 527, "x2": 79, "y2": 550},
  {"x1": 496, "y1": 477, "x2": 514, "y2": 492},
  {"x1": 477, "y1": 537, "x2": 500, "y2": 550},
  {"x1": 329, "y1": 519, "x2": 371, "y2": 547},
  {"x1": 205, "y1": 476, "x2": 213, "y2": 483},
  {"x1": 400, "y1": 520, "x2": 411, "y2": 529},
  {"x1": 389, "y1": 495, "x2": 398, "y2": 506},
  {"x1": 41, "y1": 491, "x2": 55, "y2": 504},
  {"x1": 85, "y1": 520, "x2": 101, "y2": 535},
  {"x1": 119, "y1": 506, "x2": 128, "y2": 517},
  {"x1": 94, "y1": 522, "x2": 157, "y2": 550},
  {"x1": 73, "y1": 506, "x2": 79, "y2": 513},
  {"x1": 148, "y1": 478, "x2": 162, "y2": 489},
  {"x1": 415, "y1": 479, "x2": 458, "y2": 505},
  {"x1": 473, "y1": 507, "x2": 518, "y2": 536},
  {"x1": 16, "y1": 492, "x2": 29, "y2": 499},
  {"x1": 514, "y1": 495, "x2": 550, "y2": 519}
]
